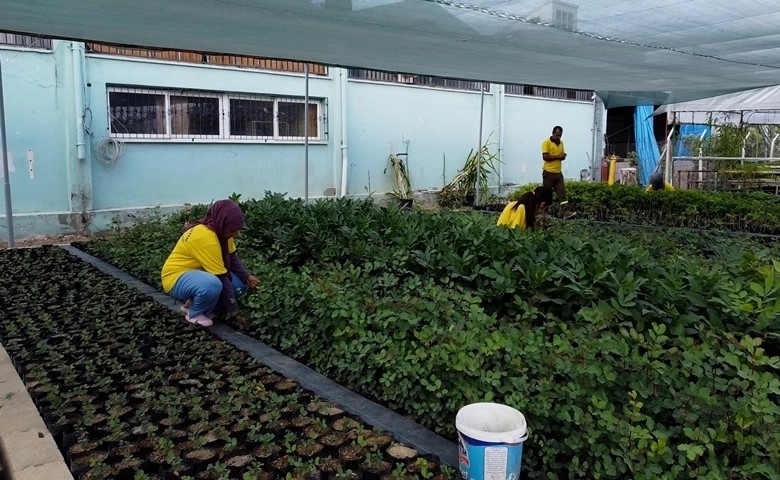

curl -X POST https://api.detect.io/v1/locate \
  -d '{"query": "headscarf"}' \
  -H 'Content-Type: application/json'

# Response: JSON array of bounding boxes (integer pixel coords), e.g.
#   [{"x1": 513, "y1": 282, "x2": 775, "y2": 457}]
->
[
  {"x1": 509, "y1": 186, "x2": 553, "y2": 229},
  {"x1": 190, "y1": 199, "x2": 245, "y2": 274},
  {"x1": 649, "y1": 174, "x2": 664, "y2": 191}
]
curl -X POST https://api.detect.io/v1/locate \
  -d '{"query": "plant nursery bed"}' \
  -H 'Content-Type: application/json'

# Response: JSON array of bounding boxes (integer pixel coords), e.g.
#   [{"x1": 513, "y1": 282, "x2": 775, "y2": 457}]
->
[
  {"x1": 0, "y1": 246, "x2": 456, "y2": 480},
  {"x1": 76, "y1": 195, "x2": 780, "y2": 479}
]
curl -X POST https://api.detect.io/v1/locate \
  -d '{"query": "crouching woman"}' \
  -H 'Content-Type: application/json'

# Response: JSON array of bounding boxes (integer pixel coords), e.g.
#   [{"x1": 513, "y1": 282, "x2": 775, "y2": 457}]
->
[
  {"x1": 497, "y1": 186, "x2": 554, "y2": 230},
  {"x1": 161, "y1": 199, "x2": 258, "y2": 328}
]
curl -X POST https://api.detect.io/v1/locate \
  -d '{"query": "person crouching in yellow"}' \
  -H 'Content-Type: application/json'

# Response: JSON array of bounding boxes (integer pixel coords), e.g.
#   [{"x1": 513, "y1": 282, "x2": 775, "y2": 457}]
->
[
  {"x1": 645, "y1": 173, "x2": 675, "y2": 192},
  {"x1": 497, "y1": 186, "x2": 554, "y2": 230}
]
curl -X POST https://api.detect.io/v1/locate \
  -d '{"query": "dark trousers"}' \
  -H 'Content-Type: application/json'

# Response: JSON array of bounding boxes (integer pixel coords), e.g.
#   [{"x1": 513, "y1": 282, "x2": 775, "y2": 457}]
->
[{"x1": 542, "y1": 171, "x2": 567, "y2": 202}]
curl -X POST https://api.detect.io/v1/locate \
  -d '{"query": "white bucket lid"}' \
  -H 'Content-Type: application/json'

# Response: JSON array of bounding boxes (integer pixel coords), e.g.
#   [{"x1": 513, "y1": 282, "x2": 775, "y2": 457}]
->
[{"x1": 456, "y1": 402, "x2": 528, "y2": 444}]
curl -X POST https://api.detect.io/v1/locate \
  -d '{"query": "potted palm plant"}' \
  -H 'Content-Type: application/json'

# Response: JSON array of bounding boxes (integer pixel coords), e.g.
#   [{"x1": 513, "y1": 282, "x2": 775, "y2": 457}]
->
[
  {"x1": 384, "y1": 153, "x2": 414, "y2": 209},
  {"x1": 438, "y1": 140, "x2": 501, "y2": 208}
]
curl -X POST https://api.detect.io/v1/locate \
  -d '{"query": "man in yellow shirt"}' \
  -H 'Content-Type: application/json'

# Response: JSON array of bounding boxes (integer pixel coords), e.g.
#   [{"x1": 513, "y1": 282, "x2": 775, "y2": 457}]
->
[
  {"x1": 161, "y1": 199, "x2": 258, "y2": 327},
  {"x1": 541, "y1": 126, "x2": 575, "y2": 218},
  {"x1": 645, "y1": 174, "x2": 675, "y2": 192}
]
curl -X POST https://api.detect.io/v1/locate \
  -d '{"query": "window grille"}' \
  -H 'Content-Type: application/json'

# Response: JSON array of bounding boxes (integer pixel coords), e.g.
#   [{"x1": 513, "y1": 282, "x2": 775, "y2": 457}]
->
[
  {"x1": 0, "y1": 32, "x2": 52, "y2": 49},
  {"x1": 348, "y1": 69, "x2": 488, "y2": 92},
  {"x1": 87, "y1": 42, "x2": 327, "y2": 75},
  {"x1": 504, "y1": 83, "x2": 592, "y2": 101},
  {"x1": 107, "y1": 86, "x2": 324, "y2": 141}
]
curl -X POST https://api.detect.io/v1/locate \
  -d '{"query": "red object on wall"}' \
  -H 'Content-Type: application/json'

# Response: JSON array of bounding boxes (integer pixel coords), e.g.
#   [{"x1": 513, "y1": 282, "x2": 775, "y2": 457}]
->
[{"x1": 601, "y1": 159, "x2": 610, "y2": 182}]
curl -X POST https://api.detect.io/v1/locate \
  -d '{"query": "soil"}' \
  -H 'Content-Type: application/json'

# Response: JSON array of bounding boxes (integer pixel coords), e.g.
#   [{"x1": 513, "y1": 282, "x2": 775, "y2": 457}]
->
[
  {"x1": 0, "y1": 246, "x2": 456, "y2": 480},
  {"x1": 296, "y1": 442, "x2": 324, "y2": 458},
  {"x1": 365, "y1": 433, "x2": 393, "y2": 448},
  {"x1": 225, "y1": 454, "x2": 254, "y2": 468},
  {"x1": 332, "y1": 417, "x2": 360, "y2": 432},
  {"x1": 387, "y1": 444, "x2": 417, "y2": 460},
  {"x1": 0, "y1": 233, "x2": 97, "y2": 249},
  {"x1": 186, "y1": 448, "x2": 217, "y2": 461}
]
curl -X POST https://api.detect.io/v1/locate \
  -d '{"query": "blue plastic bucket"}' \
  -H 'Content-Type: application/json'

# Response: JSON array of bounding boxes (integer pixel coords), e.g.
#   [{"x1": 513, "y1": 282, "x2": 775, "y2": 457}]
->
[{"x1": 456, "y1": 403, "x2": 528, "y2": 480}]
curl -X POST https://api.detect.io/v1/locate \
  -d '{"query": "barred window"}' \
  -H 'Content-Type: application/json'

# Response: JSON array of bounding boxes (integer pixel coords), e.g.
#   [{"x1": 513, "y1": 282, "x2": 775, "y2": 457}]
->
[
  {"x1": 108, "y1": 90, "x2": 165, "y2": 135},
  {"x1": 229, "y1": 98, "x2": 274, "y2": 137},
  {"x1": 170, "y1": 95, "x2": 220, "y2": 137},
  {"x1": 0, "y1": 32, "x2": 52, "y2": 49},
  {"x1": 504, "y1": 83, "x2": 592, "y2": 101},
  {"x1": 348, "y1": 69, "x2": 488, "y2": 92},
  {"x1": 107, "y1": 86, "x2": 324, "y2": 141}
]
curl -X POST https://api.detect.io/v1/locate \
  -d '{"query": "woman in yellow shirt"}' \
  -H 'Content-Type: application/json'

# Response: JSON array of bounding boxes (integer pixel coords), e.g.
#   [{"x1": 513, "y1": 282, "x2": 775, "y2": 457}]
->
[
  {"x1": 497, "y1": 186, "x2": 554, "y2": 230},
  {"x1": 645, "y1": 174, "x2": 675, "y2": 192},
  {"x1": 161, "y1": 199, "x2": 258, "y2": 327}
]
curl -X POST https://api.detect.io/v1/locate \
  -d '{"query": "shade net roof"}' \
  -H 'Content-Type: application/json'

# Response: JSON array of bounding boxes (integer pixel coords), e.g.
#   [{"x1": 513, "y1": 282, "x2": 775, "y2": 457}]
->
[
  {"x1": 655, "y1": 85, "x2": 780, "y2": 125},
  {"x1": 2, "y1": 0, "x2": 780, "y2": 107}
]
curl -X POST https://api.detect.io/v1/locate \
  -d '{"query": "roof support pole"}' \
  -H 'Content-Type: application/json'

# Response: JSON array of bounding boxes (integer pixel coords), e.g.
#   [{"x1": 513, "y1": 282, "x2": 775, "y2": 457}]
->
[
  {"x1": 0, "y1": 57, "x2": 14, "y2": 248},
  {"x1": 304, "y1": 62, "x2": 310, "y2": 204},
  {"x1": 697, "y1": 130, "x2": 707, "y2": 184},
  {"x1": 475, "y1": 84, "x2": 485, "y2": 206},
  {"x1": 664, "y1": 114, "x2": 675, "y2": 182}
]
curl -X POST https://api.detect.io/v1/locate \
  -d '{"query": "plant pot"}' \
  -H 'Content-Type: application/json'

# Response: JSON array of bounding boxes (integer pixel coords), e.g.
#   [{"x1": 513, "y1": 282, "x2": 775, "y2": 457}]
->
[
  {"x1": 338, "y1": 445, "x2": 365, "y2": 471},
  {"x1": 464, "y1": 194, "x2": 475, "y2": 207},
  {"x1": 253, "y1": 443, "x2": 281, "y2": 463},
  {"x1": 317, "y1": 456, "x2": 343, "y2": 480},
  {"x1": 398, "y1": 198, "x2": 414, "y2": 210},
  {"x1": 269, "y1": 454, "x2": 292, "y2": 475},
  {"x1": 359, "y1": 460, "x2": 391, "y2": 480},
  {"x1": 296, "y1": 442, "x2": 325, "y2": 459},
  {"x1": 318, "y1": 431, "x2": 348, "y2": 452},
  {"x1": 225, "y1": 453, "x2": 255, "y2": 475},
  {"x1": 289, "y1": 416, "x2": 314, "y2": 431},
  {"x1": 184, "y1": 447, "x2": 217, "y2": 469},
  {"x1": 69, "y1": 450, "x2": 109, "y2": 478}
]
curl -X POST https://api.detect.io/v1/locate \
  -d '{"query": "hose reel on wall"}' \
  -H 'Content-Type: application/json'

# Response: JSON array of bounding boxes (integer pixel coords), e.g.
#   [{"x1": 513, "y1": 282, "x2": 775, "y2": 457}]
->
[{"x1": 94, "y1": 138, "x2": 124, "y2": 169}]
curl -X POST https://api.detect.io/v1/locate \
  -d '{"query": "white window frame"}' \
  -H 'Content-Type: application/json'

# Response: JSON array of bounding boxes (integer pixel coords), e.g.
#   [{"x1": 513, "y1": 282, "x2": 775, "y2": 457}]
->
[
  {"x1": 106, "y1": 86, "x2": 325, "y2": 143},
  {"x1": 167, "y1": 90, "x2": 223, "y2": 140}
]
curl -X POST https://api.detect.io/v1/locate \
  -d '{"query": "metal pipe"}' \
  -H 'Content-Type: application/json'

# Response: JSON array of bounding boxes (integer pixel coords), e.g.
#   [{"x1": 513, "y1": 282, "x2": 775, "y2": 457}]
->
[
  {"x1": 70, "y1": 43, "x2": 86, "y2": 162},
  {"x1": 673, "y1": 156, "x2": 779, "y2": 162},
  {"x1": 475, "y1": 85, "x2": 485, "y2": 205},
  {"x1": 339, "y1": 69, "x2": 349, "y2": 197},
  {"x1": 496, "y1": 84, "x2": 504, "y2": 192},
  {"x1": 742, "y1": 131, "x2": 751, "y2": 166},
  {"x1": 697, "y1": 129, "x2": 707, "y2": 184},
  {"x1": 304, "y1": 63, "x2": 309, "y2": 204},
  {"x1": 664, "y1": 121, "x2": 674, "y2": 181},
  {"x1": 0, "y1": 58, "x2": 14, "y2": 248},
  {"x1": 771, "y1": 133, "x2": 779, "y2": 157}
]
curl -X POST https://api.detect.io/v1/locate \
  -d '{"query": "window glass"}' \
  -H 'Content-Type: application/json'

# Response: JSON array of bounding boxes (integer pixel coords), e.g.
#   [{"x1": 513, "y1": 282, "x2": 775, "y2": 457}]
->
[
  {"x1": 108, "y1": 91, "x2": 166, "y2": 136},
  {"x1": 170, "y1": 95, "x2": 220, "y2": 136},
  {"x1": 229, "y1": 98, "x2": 274, "y2": 137},
  {"x1": 278, "y1": 102, "x2": 318, "y2": 138}
]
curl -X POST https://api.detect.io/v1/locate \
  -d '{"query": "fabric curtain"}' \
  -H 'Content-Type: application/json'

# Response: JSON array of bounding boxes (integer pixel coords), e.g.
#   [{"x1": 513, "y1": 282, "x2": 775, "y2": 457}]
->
[{"x1": 634, "y1": 104, "x2": 661, "y2": 186}]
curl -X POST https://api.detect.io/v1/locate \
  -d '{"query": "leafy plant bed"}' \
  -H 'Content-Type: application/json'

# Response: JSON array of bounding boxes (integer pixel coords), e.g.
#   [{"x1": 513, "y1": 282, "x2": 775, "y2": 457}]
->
[
  {"x1": 509, "y1": 182, "x2": 780, "y2": 234},
  {"x1": 79, "y1": 194, "x2": 780, "y2": 479},
  {"x1": 0, "y1": 246, "x2": 457, "y2": 480}
]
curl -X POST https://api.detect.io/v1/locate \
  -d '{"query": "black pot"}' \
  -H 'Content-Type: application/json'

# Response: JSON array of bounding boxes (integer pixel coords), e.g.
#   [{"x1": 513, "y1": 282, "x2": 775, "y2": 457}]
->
[
  {"x1": 464, "y1": 194, "x2": 475, "y2": 207},
  {"x1": 398, "y1": 198, "x2": 414, "y2": 210}
]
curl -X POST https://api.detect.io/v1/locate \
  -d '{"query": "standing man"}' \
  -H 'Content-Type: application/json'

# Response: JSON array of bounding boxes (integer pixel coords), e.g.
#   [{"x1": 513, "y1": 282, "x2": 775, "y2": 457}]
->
[{"x1": 542, "y1": 126, "x2": 575, "y2": 218}]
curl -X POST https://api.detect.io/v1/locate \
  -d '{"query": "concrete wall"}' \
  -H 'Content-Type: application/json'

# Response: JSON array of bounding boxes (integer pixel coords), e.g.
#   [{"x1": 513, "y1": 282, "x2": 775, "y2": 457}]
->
[
  {"x1": 0, "y1": 41, "x2": 600, "y2": 238},
  {"x1": 503, "y1": 93, "x2": 595, "y2": 185},
  {"x1": 0, "y1": 44, "x2": 70, "y2": 213},
  {"x1": 346, "y1": 80, "x2": 490, "y2": 194},
  {"x1": 85, "y1": 55, "x2": 336, "y2": 210}
]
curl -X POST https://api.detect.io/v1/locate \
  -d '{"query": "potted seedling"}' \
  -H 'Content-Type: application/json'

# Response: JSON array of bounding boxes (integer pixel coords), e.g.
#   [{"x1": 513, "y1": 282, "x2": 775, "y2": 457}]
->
[{"x1": 358, "y1": 451, "x2": 391, "y2": 480}]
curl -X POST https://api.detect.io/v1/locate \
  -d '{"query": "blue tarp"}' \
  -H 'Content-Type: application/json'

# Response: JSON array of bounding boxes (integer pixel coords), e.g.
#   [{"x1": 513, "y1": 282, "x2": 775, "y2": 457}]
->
[
  {"x1": 676, "y1": 124, "x2": 711, "y2": 157},
  {"x1": 634, "y1": 104, "x2": 661, "y2": 186}
]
